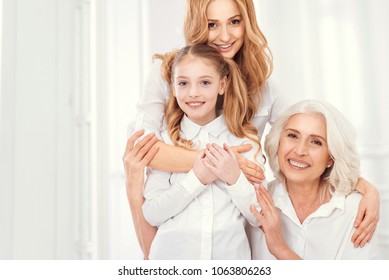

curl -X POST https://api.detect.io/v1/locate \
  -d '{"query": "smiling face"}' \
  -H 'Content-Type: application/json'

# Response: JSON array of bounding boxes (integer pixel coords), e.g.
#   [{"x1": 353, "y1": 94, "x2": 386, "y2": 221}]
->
[
  {"x1": 206, "y1": 0, "x2": 245, "y2": 58},
  {"x1": 172, "y1": 56, "x2": 226, "y2": 126},
  {"x1": 278, "y1": 113, "x2": 334, "y2": 188}
]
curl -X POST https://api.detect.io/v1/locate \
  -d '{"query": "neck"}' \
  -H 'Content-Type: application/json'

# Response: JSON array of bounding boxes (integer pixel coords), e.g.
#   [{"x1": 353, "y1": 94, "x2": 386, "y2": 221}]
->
[{"x1": 285, "y1": 179, "x2": 327, "y2": 224}]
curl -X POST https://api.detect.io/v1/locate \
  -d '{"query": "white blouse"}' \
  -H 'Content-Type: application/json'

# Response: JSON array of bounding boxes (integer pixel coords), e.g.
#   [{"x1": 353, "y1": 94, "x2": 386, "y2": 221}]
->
[
  {"x1": 249, "y1": 180, "x2": 379, "y2": 260},
  {"x1": 128, "y1": 60, "x2": 291, "y2": 139},
  {"x1": 142, "y1": 115, "x2": 263, "y2": 260}
]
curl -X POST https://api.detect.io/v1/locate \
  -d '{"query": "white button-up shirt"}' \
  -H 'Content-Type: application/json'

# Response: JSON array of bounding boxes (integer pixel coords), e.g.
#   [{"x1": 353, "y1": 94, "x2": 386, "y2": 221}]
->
[
  {"x1": 128, "y1": 60, "x2": 291, "y2": 139},
  {"x1": 249, "y1": 180, "x2": 379, "y2": 259},
  {"x1": 142, "y1": 115, "x2": 263, "y2": 260}
]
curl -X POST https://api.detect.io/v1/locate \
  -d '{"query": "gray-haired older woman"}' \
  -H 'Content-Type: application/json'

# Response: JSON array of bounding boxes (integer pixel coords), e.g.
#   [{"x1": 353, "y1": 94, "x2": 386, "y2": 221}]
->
[{"x1": 249, "y1": 99, "x2": 379, "y2": 259}]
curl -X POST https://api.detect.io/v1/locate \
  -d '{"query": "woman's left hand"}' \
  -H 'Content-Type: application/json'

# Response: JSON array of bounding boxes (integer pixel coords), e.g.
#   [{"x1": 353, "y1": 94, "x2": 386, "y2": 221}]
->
[
  {"x1": 250, "y1": 186, "x2": 300, "y2": 259},
  {"x1": 352, "y1": 178, "x2": 380, "y2": 247}
]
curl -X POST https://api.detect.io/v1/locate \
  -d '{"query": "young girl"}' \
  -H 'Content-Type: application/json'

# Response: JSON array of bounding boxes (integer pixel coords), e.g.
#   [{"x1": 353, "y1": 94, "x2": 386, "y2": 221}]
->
[{"x1": 141, "y1": 44, "x2": 263, "y2": 259}]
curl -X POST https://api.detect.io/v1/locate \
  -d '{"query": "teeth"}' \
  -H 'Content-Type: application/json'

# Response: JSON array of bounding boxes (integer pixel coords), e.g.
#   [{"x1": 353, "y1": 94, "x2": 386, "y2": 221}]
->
[
  {"x1": 217, "y1": 44, "x2": 232, "y2": 49},
  {"x1": 187, "y1": 102, "x2": 203, "y2": 107},
  {"x1": 289, "y1": 160, "x2": 309, "y2": 168}
]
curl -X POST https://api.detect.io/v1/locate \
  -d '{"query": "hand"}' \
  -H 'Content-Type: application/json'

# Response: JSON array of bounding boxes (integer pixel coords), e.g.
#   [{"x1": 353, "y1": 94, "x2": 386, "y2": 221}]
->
[
  {"x1": 203, "y1": 143, "x2": 240, "y2": 185},
  {"x1": 232, "y1": 144, "x2": 265, "y2": 184},
  {"x1": 193, "y1": 150, "x2": 218, "y2": 185},
  {"x1": 122, "y1": 129, "x2": 159, "y2": 198},
  {"x1": 250, "y1": 186, "x2": 300, "y2": 259},
  {"x1": 352, "y1": 178, "x2": 380, "y2": 247}
]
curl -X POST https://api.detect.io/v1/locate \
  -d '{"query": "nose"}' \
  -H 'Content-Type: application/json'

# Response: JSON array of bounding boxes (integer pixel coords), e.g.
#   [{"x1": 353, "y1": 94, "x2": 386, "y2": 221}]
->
[
  {"x1": 189, "y1": 86, "x2": 199, "y2": 98},
  {"x1": 294, "y1": 140, "x2": 308, "y2": 156},
  {"x1": 220, "y1": 25, "x2": 231, "y2": 42}
]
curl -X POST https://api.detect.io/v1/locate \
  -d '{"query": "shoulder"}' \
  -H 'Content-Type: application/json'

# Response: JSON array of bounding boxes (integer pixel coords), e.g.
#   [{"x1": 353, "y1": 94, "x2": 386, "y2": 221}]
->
[
  {"x1": 344, "y1": 192, "x2": 363, "y2": 209},
  {"x1": 259, "y1": 77, "x2": 292, "y2": 123}
]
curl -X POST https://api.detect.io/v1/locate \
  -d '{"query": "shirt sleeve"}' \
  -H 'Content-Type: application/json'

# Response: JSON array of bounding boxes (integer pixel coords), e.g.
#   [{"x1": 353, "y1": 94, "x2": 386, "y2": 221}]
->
[
  {"x1": 224, "y1": 171, "x2": 261, "y2": 227},
  {"x1": 266, "y1": 78, "x2": 292, "y2": 126},
  {"x1": 339, "y1": 194, "x2": 380, "y2": 259},
  {"x1": 142, "y1": 169, "x2": 207, "y2": 226},
  {"x1": 127, "y1": 60, "x2": 169, "y2": 140}
]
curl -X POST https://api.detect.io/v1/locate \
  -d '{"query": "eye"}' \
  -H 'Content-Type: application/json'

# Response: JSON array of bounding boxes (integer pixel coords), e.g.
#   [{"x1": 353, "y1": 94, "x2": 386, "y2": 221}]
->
[
  {"x1": 287, "y1": 133, "x2": 298, "y2": 139},
  {"x1": 312, "y1": 139, "x2": 322, "y2": 146},
  {"x1": 208, "y1": 22, "x2": 217, "y2": 29},
  {"x1": 177, "y1": 81, "x2": 187, "y2": 87},
  {"x1": 230, "y1": 19, "x2": 241, "y2": 25},
  {"x1": 201, "y1": 80, "x2": 211, "y2": 86}
]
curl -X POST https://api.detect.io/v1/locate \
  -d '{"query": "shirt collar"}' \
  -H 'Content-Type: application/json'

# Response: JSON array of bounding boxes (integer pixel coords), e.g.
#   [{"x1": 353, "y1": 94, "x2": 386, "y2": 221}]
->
[{"x1": 180, "y1": 114, "x2": 228, "y2": 140}]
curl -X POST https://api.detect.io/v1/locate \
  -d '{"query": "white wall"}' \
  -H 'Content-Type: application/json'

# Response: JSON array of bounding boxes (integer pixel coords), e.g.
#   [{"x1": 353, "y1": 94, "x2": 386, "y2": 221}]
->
[{"x1": 0, "y1": 0, "x2": 78, "y2": 259}]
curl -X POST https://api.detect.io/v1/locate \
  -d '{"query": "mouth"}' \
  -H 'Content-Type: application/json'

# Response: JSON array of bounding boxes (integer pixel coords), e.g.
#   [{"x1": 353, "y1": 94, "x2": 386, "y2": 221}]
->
[
  {"x1": 214, "y1": 42, "x2": 234, "y2": 51},
  {"x1": 186, "y1": 101, "x2": 205, "y2": 108},
  {"x1": 288, "y1": 159, "x2": 310, "y2": 169}
]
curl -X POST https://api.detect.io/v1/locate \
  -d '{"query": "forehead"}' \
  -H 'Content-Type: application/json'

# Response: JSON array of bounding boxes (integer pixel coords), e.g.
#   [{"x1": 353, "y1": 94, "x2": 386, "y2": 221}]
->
[
  {"x1": 285, "y1": 113, "x2": 327, "y2": 137},
  {"x1": 174, "y1": 56, "x2": 219, "y2": 76},
  {"x1": 206, "y1": 0, "x2": 241, "y2": 19}
]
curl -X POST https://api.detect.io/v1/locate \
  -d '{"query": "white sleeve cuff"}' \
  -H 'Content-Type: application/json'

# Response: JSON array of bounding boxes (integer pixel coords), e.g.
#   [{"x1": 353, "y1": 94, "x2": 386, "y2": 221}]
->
[{"x1": 179, "y1": 169, "x2": 207, "y2": 195}]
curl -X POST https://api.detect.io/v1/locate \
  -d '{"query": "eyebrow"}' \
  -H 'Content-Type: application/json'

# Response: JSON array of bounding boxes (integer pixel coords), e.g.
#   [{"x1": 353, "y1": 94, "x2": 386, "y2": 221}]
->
[
  {"x1": 284, "y1": 128, "x2": 327, "y2": 142},
  {"x1": 175, "y1": 75, "x2": 214, "y2": 80},
  {"x1": 207, "y1": 15, "x2": 242, "y2": 22}
]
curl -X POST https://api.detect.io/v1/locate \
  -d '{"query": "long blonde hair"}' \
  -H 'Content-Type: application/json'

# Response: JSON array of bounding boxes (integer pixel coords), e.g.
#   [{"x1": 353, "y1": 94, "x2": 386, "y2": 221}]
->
[
  {"x1": 184, "y1": 0, "x2": 273, "y2": 122},
  {"x1": 154, "y1": 44, "x2": 261, "y2": 158}
]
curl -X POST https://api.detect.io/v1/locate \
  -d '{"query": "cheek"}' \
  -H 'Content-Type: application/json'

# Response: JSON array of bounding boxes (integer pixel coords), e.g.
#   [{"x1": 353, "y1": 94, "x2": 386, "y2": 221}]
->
[{"x1": 207, "y1": 31, "x2": 216, "y2": 43}]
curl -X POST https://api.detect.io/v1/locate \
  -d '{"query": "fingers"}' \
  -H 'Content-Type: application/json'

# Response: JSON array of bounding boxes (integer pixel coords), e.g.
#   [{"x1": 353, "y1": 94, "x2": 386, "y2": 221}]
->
[
  {"x1": 141, "y1": 145, "x2": 159, "y2": 166},
  {"x1": 123, "y1": 129, "x2": 145, "y2": 158},
  {"x1": 223, "y1": 143, "x2": 237, "y2": 159},
  {"x1": 353, "y1": 206, "x2": 365, "y2": 228},
  {"x1": 232, "y1": 143, "x2": 252, "y2": 154},
  {"x1": 250, "y1": 204, "x2": 265, "y2": 225},
  {"x1": 135, "y1": 133, "x2": 158, "y2": 161},
  {"x1": 352, "y1": 219, "x2": 377, "y2": 247}
]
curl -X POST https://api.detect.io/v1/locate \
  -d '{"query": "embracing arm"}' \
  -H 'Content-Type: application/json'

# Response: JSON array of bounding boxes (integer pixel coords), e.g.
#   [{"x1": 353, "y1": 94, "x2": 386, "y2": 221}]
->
[
  {"x1": 122, "y1": 130, "x2": 159, "y2": 259},
  {"x1": 148, "y1": 141, "x2": 198, "y2": 173},
  {"x1": 352, "y1": 177, "x2": 380, "y2": 247}
]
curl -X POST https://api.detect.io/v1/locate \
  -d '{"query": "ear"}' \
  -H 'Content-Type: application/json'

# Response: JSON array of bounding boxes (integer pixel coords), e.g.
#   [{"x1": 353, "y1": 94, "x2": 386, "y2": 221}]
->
[
  {"x1": 327, "y1": 158, "x2": 334, "y2": 168},
  {"x1": 219, "y1": 76, "x2": 227, "y2": 96}
]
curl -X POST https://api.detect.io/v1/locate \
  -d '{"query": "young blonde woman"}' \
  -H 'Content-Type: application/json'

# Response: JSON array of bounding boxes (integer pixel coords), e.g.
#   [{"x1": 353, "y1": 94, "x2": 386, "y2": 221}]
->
[
  {"x1": 123, "y1": 0, "x2": 379, "y2": 258},
  {"x1": 250, "y1": 100, "x2": 378, "y2": 259}
]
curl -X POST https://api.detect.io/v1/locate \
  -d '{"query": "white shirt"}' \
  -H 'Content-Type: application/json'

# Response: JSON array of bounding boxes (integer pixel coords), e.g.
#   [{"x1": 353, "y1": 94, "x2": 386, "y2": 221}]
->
[
  {"x1": 142, "y1": 115, "x2": 263, "y2": 260},
  {"x1": 249, "y1": 180, "x2": 379, "y2": 260},
  {"x1": 129, "y1": 60, "x2": 291, "y2": 139}
]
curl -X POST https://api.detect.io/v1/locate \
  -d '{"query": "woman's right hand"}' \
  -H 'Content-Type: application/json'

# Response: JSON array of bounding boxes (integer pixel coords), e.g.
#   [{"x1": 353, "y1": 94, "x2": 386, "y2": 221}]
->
[
  {"x1": 232, "y1": 144, "x2": 265, "y2": 184},
  {"x1": 122, "y1": 129, "x2": 159, "y2": 196}
]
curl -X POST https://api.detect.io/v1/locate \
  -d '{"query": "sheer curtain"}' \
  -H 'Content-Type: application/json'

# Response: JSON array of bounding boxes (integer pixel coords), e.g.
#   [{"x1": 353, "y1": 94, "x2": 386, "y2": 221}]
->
[
  {"x1": 256, "y1": 0, "x2": 389, "y2": 258},
  {"x1": 103, "y1": 0, "x2": 389, "y2": 259}
]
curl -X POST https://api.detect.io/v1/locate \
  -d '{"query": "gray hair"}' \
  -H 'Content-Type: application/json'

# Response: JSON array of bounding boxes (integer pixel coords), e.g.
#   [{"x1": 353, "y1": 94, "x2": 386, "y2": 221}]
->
[{"x1": 265, "y1": 100, "x2": 360, "y2": 196}]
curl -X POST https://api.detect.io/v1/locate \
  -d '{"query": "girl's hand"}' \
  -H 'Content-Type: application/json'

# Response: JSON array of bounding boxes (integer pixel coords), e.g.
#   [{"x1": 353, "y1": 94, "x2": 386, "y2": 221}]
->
[
  {"x1": 250, "y1": 186, "x2": 300, "y2": 260},
  {"x1": 193, "y1": 150, "x2": 218, "y2": 185},
  {"x1": 122, "y1": 129, "x2": 159, "y2": 196},
  {"x1": 352, "y1": 178, "x2": 380, "y2": 247},
  {"x1": 232, "y1": 144, "x2": 265, "y2": 184},
  {"x1": 203, "y1": 143, "x2": 241, "y2": 185}
]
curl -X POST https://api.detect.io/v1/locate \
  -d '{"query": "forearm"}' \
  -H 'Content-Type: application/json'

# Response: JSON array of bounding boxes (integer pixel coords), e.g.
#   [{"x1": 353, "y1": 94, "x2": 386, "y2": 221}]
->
[
  {"x1": 355, "y1": 177, "x2": 378, "y2": 194},
  {"x1": 143, "y1": 170, "x2": 206, "y2": 226},
  {"x1": 272, "y1": 246, "x2": 302, "y2": 260},
  {"x1": 148, "y1": 141, "x2": 198, "y2": 173},
  {"x1": 126, "y1": 178, "x2": 156, "y2": 259}
]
